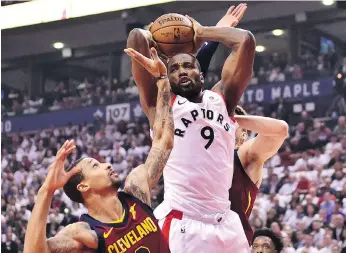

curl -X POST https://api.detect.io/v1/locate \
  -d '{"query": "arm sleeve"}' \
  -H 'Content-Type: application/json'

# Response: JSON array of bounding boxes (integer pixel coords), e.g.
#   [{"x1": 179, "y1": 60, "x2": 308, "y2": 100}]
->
[{"x1": 196, "y1": 41, "x2": 220, "y2": 77}]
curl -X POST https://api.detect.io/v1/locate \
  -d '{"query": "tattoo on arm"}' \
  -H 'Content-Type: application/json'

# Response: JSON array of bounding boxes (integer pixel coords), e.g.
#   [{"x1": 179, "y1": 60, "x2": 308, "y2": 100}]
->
[
  {"x1": 146, "y1": 147, "x2": 170, "y2": 185},
  {"x1": 47, "y1": 236, "x2": 90, "y2": 253},
  {"x1": 155, "y1": 90, "x2": 171, "y2": 128},
  {"x1": 124, "y1": 180, "x2": 150, "y2": 205},
  {"x1": 47, "y1": 223, "x2": 97, "y2": 253}
]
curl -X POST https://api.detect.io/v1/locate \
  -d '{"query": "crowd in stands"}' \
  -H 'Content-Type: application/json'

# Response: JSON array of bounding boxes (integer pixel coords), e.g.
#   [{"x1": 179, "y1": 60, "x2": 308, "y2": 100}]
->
[
  {"x1": 2, "y1": 52, "x2": 344, "y2": 117},
  {"x1": 1, "y1": 76, "x2": 140, "y2": 117},
  {"x1": 1, "y1": 95, "x2": 346, "y2": 252}
]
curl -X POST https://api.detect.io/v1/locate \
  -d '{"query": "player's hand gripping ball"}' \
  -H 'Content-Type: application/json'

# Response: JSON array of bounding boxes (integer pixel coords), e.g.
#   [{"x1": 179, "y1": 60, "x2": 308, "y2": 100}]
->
[{"x1": 149, "y1": 13, "x2": 195, "y2": 57}]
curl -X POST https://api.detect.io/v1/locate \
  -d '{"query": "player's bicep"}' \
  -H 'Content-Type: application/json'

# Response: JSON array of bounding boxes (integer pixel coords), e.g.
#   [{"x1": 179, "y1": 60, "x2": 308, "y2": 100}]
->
[
  {"x1": 124, "y1": 165, "x2": 151, "y2": 206},
  {"x1": 218, "y1": 33, "x2": 255, "y2": 114},
  {"x1": 47, "y1": 222, "x2": 98, "y2": 253},
  {"x1": 241, "y1": 134, "x2": 285, "y2": 164}
]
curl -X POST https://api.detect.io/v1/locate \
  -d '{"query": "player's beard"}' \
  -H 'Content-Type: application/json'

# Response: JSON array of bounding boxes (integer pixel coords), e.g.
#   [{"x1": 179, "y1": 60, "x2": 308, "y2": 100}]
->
[
  {"x1": 171, "y1": 78, "x2": 203, "y2": 100},
  {"x1": 110, "y1": 177, "x2": 122, "y2": 189}
]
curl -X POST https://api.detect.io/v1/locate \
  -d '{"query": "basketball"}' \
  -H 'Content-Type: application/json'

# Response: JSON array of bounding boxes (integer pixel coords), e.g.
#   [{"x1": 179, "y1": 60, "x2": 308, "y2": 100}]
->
[{"x1": 149, "y1": 13, "x2": 195, "y2": 57}]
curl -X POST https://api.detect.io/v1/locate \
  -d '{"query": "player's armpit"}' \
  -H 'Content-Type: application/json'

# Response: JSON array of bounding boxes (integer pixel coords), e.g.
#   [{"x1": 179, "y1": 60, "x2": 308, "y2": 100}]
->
[
  {"x1": 127, "y1": 28, "x2": 158, "y2": 126},
  {"x1": 47, "y1": 222, "x2": 98, "y2": 253},
  {"x1": 124, "y1": 142, "x2": 172, "y2": 206}
]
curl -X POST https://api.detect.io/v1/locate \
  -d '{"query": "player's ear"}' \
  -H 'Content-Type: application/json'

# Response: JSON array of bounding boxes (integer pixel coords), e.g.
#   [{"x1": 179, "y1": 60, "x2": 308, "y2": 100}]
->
[
  {"x1": 77, "y1": 182, "x2": 90, "y2": 193},
  {"x1": 199, "y1": 72, "x2": 204, "y2": 83},
  {"x1": 242, "y1": 130, "x2": 248, "y2": 141}
]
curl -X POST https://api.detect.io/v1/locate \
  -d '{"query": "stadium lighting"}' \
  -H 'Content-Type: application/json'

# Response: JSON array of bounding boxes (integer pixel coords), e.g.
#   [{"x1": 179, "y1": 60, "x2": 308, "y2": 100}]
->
[
  {"x1": 272, "y1": 29, "x2": 284, "y2": 36},
  {"x1": 255, "y1": 45, "x2": 266, "y2": 53},
  {"x1": 322, "y1": 0, "x2": 334, "y2": 6},
  {"x1": 53, "y1": 42, "x2": 64, "y2": 49}
]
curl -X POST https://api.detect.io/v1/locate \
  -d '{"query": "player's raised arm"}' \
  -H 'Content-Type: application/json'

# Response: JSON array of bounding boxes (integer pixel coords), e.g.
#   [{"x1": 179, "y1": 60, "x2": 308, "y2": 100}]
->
[
  {"x1": 123, "y1": 48, "x2": 174, "y2": 206},
  {"x1": 196, "y1": 4, "x2": 248, "y2": 76},
  {"x1": 23, "y1": 141, "x2": 98, "y2": 253},
  {"x1": 127, "y1": 28, "x2": 159, "y2": 127},
  {"x1": 236, "y1": 113, "x2": 289, "y2": 187},
  {"x1": 189, "y1": 8, "x2": 255, "y2": 115}
]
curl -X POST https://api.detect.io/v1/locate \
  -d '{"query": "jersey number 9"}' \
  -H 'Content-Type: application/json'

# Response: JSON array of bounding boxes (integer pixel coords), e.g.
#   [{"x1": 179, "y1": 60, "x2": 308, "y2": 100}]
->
[{"x1": 201, "y1": 126, "x2": 214, "y2": 150}]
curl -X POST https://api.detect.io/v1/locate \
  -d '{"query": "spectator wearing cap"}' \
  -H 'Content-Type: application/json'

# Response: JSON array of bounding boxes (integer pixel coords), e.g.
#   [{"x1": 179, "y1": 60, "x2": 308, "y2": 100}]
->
[{"x1": 252, "y1": 228, "x2": 284, "y2": 253}]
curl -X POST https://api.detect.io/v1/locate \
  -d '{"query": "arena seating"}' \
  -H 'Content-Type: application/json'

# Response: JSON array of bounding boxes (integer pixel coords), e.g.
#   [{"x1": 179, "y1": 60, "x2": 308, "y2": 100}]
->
[{"x1": 2, "y1": 102, "x2": 346, "y2": 251}]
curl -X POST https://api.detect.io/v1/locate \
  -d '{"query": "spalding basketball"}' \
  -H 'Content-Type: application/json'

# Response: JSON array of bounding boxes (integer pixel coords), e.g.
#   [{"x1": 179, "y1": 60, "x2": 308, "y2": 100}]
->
[{"x1": 149, "y1": 13, "x2": 195, "y2": 57}]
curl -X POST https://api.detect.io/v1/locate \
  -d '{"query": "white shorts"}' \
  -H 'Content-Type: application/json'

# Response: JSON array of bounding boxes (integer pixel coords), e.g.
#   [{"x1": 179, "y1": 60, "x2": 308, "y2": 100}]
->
[{"x1": 156, "y1": 209, "x2": 250, "y2": 253}]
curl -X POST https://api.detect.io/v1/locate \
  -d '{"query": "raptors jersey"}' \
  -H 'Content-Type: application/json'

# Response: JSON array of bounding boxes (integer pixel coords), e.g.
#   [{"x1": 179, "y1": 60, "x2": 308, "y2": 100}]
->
[
  {"x1": 229, "y1": 150, "x2": 258, "y2": 244},
  {"x1": 80, "y1": 192, "x2": 170, "y2": 253},
  {"x1": 154, "y1": 90, "x2": 237, "y2": 218}
]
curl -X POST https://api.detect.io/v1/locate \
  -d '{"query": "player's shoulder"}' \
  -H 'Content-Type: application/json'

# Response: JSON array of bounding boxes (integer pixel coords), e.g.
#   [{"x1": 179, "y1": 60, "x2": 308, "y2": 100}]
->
[
  {"x1": 204, "y1": 90, "x2": 225, "y2": 102},
  {"x1": 61, "y1": 221, "x2": 92, "y2": 232},
  {"x1": 54, "y1": 221, "x2": 98, "y2": 244},
  {"x1": 118, "y1": 191, "x2": 154, "y2": 215}
]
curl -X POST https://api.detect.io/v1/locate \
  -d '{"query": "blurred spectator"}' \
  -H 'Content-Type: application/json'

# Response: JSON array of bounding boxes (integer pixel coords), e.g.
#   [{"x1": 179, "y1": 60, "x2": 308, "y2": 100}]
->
[
  {"x1": 296, "y1": 232, "x2": 319, "y2": 253},
  {"x1": 1, "y1": 227, "x2": 19, "y2": 253},
  {"x1": 333, "y1": 116, "x2": 346, "y2": 135}
]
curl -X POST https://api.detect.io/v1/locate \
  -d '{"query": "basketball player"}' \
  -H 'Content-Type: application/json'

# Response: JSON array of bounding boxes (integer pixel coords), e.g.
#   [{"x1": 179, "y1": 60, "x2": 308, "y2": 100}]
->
[
  {"x1": 23, "y1": 49, "x2": 173, "y2": 253},
  {"x1": 252, "y1": 228, "x2": 284, "y2": 253},
  {"x1": 231, "y1": 106, "x2": 288, "y2": 244},
  {"x1": 125, "y1": 4, "x2": 255, "y2": 252}
]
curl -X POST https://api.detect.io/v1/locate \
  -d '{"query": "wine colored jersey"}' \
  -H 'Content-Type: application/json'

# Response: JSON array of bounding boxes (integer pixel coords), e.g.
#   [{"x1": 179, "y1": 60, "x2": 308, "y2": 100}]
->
[
  {"x1": 229, "y1": 150, "x2": 259, "y2": 244},
  {"x1": 80, "y1": 192, "x2": 170, "y2": 253}
]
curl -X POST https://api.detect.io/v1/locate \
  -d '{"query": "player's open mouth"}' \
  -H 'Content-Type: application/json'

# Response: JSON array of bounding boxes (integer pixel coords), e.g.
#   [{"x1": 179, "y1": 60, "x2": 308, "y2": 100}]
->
[
  {"x1": 179, "y1": 77, "x2": 192, "y2": 86},
  {"x1": 109, "y1": 171, "x2": 117, "y2": 177}
]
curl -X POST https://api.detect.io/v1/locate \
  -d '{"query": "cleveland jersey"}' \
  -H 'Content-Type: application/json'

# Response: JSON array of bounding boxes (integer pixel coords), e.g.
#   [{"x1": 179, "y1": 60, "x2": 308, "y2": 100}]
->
[
  {"x1": 154, "y1": 90, "x2": 237, "y2": 218},
  {"x1": 229, "y1": 150, "x2": 258, "y2": 244},
  {"x1": 80, "y1": 192, "x2": 170, "y2": 253}
]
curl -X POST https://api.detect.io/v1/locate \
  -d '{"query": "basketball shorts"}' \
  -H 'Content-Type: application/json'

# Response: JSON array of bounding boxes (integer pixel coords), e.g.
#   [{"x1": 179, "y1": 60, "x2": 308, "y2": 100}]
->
[{"x1": 156, "y1": 208, "x2": 250, "y2": 253}]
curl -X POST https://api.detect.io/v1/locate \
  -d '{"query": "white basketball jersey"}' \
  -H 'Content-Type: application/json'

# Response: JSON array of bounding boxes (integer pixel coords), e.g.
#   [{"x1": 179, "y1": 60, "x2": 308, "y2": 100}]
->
[{"x1": 154, "y1": 90, "x2": 237, "y2": 217}]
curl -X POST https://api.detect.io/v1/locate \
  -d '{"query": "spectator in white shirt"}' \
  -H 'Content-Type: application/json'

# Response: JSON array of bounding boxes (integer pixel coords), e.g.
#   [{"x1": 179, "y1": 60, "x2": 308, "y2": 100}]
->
[
  {"x1": 308, "y1": 187, "x2": 320, "y2": 206},
  {"x1": 112, "y1": 153, "x2": 128, "y2": 173},
  {"x1": 127, "y1": 141, "x2": 144, "y2": 159},
  {"x1": 296, "y1": 232, "x2": 319, "y2": 253},
  {"x1": 111, "y1": 142, "x2": 127, "y2": 158},
  {"x1": 13, "y1": 167, "x2": 26, "y2": 186},
  {"x1": 311, "y1": 219, "x2": 325, "y2": 246},
  {"x1": 279, "y1": 175, "x2": 298, "y2": 195},
  {"x1": 325, "y1": 135, "x2": 341, "y2": 154},
  {"x1": 331, "y1": 170, "x2": 346, "y2": 192}
]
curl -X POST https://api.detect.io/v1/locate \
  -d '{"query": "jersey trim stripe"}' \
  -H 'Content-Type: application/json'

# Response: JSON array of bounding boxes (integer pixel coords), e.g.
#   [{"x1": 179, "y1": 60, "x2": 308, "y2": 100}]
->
[
  {"x1": 161, "y1": 210, "x2": 183, "y2": 245},
  {"x1": 171, "y1": 94, "x2": 177, "y2": 106}
]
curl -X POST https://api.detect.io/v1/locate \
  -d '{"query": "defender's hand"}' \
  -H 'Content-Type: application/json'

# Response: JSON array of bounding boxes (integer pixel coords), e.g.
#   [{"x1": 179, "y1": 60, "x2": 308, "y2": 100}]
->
[
  {"x1": 124, "y1": 47, "x2": 167, "y2": 78},
  {"x1": 185, "y1": 15, "x2": 204, "y2": 54},
  {"x1": 216, "y1": 3, "x2": 248, "y2": 28},
  {"x1": 145, "y1": 24, "x2": 168, "y2": 61},
  {"x1": 41, "y1": 140, "x2": 78, "y2": 194}
]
